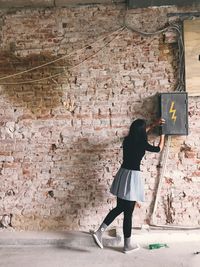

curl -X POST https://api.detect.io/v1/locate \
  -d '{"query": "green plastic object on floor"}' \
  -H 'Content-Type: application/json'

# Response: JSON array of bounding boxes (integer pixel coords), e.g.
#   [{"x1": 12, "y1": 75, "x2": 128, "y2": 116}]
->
[{"x1": 148, "y1": 243, "x2": 168, "y2": 250}]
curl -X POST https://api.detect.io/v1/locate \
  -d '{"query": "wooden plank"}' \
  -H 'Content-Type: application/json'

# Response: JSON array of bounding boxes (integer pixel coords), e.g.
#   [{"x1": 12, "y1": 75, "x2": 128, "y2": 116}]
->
[{"x1": 184, "y1": 19, "x2": 200, "y2": 96}]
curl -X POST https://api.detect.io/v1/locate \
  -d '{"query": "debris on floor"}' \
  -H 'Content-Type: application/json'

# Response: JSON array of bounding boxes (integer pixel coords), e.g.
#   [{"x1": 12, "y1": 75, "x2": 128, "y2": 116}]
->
[{"x1": 148, "y1": 243, "x2": 169, "y2": 249}]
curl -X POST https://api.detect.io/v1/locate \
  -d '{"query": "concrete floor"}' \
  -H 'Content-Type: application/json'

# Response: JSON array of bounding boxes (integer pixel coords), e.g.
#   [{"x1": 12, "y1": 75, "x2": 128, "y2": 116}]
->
[{"x1": 0, "y1": 229, "x2": 200, "y2": 267}]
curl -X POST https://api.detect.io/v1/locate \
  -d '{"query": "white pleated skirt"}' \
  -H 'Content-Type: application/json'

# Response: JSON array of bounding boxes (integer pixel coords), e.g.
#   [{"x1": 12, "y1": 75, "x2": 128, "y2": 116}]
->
[{"x1": 110, "y1": 167, "x2": 145, "y2": 202}]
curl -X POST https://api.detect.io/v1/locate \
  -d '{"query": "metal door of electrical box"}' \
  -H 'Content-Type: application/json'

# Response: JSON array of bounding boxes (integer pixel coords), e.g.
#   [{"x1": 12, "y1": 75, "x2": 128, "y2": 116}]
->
[{"x1": 159, "y1": 92, "x2": 188, "y2": 135}]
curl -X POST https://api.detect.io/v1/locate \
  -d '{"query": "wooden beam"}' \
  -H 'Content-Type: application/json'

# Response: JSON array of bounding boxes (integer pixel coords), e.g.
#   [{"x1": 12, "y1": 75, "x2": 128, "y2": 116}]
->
[{"x1": 184, "y1": 19, "x2": 200, "y2": 96}]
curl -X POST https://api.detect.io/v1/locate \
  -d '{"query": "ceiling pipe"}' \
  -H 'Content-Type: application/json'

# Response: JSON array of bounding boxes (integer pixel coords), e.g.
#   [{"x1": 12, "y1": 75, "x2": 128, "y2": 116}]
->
[
  {"x1": 128, "y1": 0, "x2": 200, "y2": 9},
  {"x1": 0, "y1": 0, "x2": 125, "y2": 9},
  {"x1": 55, "y1": 0, "x2": 125, "y2": 7},
  {"x1": 0, "y1": 0, "x2": 54, "y2": 8}
]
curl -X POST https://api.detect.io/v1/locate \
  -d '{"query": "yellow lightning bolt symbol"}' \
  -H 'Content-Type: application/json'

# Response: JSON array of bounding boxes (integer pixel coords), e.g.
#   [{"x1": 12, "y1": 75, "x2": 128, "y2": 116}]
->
[{"x1": 169, "y1": 101, "x2": 177, "y2": 123}]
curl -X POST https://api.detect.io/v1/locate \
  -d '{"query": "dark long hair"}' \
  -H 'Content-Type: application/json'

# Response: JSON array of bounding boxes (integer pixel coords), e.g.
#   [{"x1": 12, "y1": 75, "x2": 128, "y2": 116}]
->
[{"x1": 125, "y1": 119, "x2": 147, "y2": 144}]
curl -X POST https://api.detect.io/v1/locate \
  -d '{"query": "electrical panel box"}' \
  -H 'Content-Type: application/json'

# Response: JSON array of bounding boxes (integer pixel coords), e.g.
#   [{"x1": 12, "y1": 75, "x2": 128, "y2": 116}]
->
[{"x1": 159, "y1": 92, "x2": 188, "y2": 135}]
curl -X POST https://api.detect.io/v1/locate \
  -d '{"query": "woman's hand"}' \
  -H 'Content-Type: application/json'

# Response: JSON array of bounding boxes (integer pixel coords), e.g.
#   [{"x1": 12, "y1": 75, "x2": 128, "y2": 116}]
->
[
  {"x1": 146, "y1": 118, "x2": 165, "y2": 133},
  {"x1": 153, "y1": 118, "x2": 165, "y2": 126}
]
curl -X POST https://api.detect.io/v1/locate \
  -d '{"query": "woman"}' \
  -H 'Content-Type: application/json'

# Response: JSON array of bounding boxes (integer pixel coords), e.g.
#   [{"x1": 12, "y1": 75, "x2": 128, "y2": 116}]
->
[{"x1": 92, "y1": 118, "x2": 165, "y2": 253}]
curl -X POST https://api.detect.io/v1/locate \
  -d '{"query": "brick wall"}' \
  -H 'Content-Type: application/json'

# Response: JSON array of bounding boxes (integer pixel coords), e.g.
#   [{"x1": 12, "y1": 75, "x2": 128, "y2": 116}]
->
[{"x1": 0, "y1": 4, "x2": 199, "y2": 230}]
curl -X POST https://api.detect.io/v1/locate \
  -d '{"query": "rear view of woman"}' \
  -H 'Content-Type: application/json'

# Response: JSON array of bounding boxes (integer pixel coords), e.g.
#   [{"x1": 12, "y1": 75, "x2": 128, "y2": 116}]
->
[{"x1": 92, "y1": 118, "x2": 165, "y2": 253}]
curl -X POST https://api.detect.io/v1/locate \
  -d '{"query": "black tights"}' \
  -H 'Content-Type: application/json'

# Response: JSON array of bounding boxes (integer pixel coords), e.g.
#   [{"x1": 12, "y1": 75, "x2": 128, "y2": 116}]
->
[{"x1": 103, "y1": 197, "x2": 136, "y2": 238}]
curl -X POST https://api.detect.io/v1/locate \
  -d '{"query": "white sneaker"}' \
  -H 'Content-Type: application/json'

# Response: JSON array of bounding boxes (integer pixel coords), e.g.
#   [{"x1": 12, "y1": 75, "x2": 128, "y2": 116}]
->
[
  {"x1": 92, "y1": 232, "x2": 103, "y2": 249},
  {"x1": 123, "y1": 243, "x2": 140, "y2": 254}
]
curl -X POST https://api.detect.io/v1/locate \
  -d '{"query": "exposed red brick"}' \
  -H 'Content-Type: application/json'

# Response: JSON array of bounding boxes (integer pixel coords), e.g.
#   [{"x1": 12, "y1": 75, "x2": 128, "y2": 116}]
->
[{"x1": 0, "y1": 5, "x2": 199, "y2": 231}]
